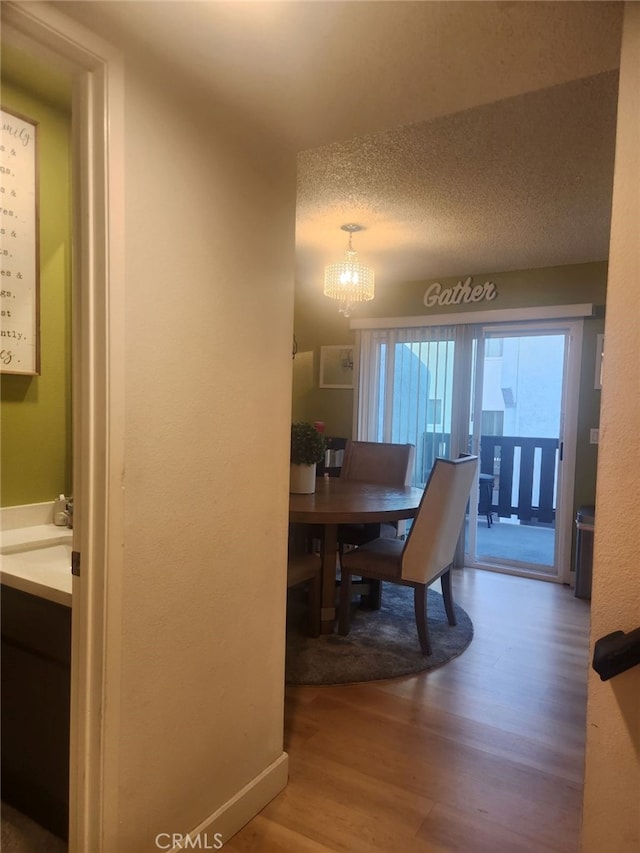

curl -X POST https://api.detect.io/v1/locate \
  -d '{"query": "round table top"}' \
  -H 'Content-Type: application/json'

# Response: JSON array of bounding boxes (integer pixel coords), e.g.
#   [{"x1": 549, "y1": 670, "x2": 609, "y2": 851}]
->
[{"x1": 289, "y1": 477, "x2": 424, "y2": 525}]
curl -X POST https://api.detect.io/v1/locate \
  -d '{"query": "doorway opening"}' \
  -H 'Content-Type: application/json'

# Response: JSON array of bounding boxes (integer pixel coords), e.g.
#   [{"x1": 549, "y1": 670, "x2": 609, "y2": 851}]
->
[{"x1": 2, "y1": 4, "x2": 125, "y2": 850}]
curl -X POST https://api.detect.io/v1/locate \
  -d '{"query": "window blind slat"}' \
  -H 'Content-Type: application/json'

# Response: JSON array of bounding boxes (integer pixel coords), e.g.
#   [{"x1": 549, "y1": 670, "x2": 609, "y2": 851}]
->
[{"x1": 357, "y1": 325, "x2": 458, "y2": 485}]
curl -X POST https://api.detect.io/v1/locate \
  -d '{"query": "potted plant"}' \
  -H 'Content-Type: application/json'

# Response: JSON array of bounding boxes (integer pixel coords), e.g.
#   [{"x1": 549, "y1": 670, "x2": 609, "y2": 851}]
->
[{"x1": 290, "y1": 422, "x2": 327, "y2": 494}]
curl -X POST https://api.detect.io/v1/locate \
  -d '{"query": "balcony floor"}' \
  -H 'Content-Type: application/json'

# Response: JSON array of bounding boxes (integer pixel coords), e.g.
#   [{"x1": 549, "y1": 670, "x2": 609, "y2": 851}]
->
[{"x1": 468, "y1": 517, "x2": 556, "y2": 569}]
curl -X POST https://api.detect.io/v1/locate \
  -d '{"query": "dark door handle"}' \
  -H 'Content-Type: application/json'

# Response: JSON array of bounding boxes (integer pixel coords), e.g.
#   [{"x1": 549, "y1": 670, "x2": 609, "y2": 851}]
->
[{"x1": 592, "y1": 627, "x2": 640, "y2": 681}]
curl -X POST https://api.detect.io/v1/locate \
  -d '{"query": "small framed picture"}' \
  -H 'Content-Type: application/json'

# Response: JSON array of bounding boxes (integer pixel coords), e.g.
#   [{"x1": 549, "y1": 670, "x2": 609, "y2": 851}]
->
[{"x1": 319, "y1": 345, "x2": 355, "y2": 389}]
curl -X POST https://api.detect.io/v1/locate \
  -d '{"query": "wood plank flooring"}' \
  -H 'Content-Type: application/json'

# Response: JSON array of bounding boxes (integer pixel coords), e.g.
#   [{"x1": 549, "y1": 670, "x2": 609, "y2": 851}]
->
[{"x1": 226, "y1": 568, "x2": 591, "y2": 853}]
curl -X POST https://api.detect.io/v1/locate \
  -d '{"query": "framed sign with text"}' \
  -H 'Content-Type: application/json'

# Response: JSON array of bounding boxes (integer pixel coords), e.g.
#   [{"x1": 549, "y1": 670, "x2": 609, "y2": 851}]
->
[{"x1": 1, "y1": 107, "x2": 40, "y2": 375}]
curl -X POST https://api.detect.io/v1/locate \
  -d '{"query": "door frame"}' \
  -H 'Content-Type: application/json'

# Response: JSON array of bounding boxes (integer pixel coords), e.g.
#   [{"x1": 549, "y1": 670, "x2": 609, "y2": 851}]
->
[
  {"x1": 465, "y1": 320, "x2": 583, "y2": 582},
  {"x1": 2, "y1": 3, "x2": 124, "y2": 850}
]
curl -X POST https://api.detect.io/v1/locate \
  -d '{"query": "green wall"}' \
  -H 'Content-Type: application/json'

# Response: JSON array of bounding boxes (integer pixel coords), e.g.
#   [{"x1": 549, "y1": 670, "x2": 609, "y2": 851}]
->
[
  {"x1": 293, "y1": 261, "x2": 606, "y2": 512},
  {"x1": 0, "y1": 76, "x2": 73, "y2": 506}
]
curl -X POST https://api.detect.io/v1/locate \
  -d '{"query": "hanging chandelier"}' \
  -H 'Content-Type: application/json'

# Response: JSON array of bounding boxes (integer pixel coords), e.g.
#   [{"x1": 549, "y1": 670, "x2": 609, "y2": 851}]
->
[{"x1": 323, "y1": 223, "x2": 375, "y2": 318}]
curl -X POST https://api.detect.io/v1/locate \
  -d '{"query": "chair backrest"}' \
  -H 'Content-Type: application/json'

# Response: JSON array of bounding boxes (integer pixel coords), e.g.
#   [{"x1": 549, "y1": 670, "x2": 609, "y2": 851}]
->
[
  {"x1": 401, "y1": 455, "x2": 478, "y2": 584},
  {"x1": 317, "y1": 436, "x2": 348, "y2": 477},
  {"x1": 340, "y1": 440, "x2": 416, "y2": 486}
]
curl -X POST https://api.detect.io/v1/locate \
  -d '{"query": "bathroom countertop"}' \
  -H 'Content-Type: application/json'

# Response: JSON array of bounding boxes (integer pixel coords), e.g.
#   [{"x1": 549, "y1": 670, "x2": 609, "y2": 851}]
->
[
  {"x1": 1, "y1": 526, "x2": 73, "y2": 607},
  {"x1": 1, "y1": 523, "x2": 72, "y2": 554}
]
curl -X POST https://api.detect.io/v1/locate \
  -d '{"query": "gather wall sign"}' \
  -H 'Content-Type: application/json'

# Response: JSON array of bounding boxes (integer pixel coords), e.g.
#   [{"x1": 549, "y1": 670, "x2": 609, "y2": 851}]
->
[{"x1": 424, "y1": 276, "x2": 498, "y2": 309}]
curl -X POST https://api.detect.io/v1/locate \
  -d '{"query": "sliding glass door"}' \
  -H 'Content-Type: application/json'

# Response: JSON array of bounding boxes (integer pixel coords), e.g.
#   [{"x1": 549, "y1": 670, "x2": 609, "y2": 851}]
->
[
  {"x1": 356, "y1": 319, "x2": 582, "y2": 581},
  {"x1": 466, "y1": 325, "x2": 578, "y2": 578}
]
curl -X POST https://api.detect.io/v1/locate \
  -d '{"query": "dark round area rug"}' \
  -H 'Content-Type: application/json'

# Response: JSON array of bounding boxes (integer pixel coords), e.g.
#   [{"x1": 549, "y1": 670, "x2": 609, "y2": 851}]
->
[{"x1": 285, "y1": 583, "x2": 473, "y2": 686}]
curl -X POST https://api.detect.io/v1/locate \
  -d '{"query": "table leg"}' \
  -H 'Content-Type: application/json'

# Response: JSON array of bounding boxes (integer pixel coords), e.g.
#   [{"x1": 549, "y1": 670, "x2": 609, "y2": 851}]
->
[
  {"x1": 360, "y1": 579, "x2": 382, "y2": 610},
  {"x1": 320, "y1": 523, "x2": 338, "y2": 634}
]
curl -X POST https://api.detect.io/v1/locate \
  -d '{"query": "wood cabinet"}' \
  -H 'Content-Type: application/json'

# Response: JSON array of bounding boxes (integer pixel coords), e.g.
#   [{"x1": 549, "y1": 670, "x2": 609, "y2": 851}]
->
[{"x1": 1, "y1": 585, "x2": 71, "y2": 839}]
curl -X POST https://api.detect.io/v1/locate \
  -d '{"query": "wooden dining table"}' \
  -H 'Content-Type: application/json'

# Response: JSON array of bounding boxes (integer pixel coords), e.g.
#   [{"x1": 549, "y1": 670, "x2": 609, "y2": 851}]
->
[{"x1": 289, "y1": 477, "x2": 424, "y2": 633}]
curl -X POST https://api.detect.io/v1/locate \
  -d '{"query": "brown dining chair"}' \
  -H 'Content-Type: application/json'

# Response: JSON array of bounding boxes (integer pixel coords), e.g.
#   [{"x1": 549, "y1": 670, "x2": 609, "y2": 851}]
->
[
  {"x1": 287, "y1": 553, "x2": 322, "y2": 637},
  {"x1": 338, "y1": 455, "x2": 478, "y2": 655},
  {"x1": 338, "y1": 440, "x2": 415, "y2": 545},
  {"x1": 340, "y1": 440, "x2": 415, "y2": 485},
  {"x1": 337, "y1": 440, "x2": 416, "y2": 606}
]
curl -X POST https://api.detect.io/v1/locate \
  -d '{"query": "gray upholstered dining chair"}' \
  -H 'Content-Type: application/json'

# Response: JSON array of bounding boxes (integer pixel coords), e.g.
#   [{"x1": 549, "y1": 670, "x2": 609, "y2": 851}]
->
[{"x1": 338, "y1": 455, "x2": 478, "y2": 655}]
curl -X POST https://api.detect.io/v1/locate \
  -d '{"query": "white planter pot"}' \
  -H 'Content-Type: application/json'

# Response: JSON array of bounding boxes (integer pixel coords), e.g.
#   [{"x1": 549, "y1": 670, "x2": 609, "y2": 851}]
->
[{"x1": 290, "y1": 463, "x2": 317, "y2": 494}]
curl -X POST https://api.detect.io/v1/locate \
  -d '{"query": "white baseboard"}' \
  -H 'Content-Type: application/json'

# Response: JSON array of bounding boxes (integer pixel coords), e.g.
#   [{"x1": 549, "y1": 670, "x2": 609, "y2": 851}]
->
[{"x1": 167, "y1": 752, "x2": 289, "y2": 851}]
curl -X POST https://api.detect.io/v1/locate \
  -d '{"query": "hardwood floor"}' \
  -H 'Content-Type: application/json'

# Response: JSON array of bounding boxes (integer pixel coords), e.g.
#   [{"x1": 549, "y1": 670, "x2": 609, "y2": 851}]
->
[{"x1": 226, "y1": 568, "x2": 591, "y2": 853}]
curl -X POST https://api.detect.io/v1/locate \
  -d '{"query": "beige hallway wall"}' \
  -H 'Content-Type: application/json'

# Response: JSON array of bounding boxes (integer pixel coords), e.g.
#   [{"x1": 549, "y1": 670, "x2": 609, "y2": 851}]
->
[
  {"x1": 94, "y1": 38, "x2": 296, "y2": 853},
  {"x1": 582, "y1": 4, "x2": 640, "y2": 851}
]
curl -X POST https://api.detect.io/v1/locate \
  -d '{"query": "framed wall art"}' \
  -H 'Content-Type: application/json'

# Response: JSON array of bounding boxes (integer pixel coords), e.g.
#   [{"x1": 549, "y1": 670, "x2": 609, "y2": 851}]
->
[
  {"x1": 319, "y1": 345, "x2": 355, "y2": 389},
  {"x1": 1, "y1": 107, "x2": 40, "y2": 375}
]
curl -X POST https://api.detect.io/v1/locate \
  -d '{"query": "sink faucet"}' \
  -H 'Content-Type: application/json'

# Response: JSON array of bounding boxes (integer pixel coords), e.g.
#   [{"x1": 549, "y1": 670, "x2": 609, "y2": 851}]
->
[{"x1": 65, "y1": 498, "x2": 73, "y2": 529}]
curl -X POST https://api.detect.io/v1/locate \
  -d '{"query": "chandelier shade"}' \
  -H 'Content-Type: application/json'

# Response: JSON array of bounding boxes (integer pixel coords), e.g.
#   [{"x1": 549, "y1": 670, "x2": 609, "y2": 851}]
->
[{"x1": 323, "y1": 224, "x2": 375, "y2": 317}]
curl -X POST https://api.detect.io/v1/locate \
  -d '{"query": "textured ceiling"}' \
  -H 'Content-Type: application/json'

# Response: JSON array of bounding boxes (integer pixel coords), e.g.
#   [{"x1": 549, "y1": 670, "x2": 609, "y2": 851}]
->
[
  {"x1": 297, "y1": 70, "x2": 620, "y2": 286},
  {"x1": 49, "y1": 1, "x2": 624, "y2": 288}
]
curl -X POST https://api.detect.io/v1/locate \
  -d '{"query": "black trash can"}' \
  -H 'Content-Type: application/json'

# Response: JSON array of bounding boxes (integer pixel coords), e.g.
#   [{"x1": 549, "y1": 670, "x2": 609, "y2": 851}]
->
[{"x1": 575, "y1": 505, "x2": 595, "y2": 599}]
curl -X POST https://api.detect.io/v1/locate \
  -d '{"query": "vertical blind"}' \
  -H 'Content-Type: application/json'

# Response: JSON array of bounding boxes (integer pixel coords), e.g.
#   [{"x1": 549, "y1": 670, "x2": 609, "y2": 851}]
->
[{"x1": 356, "y1": 325, "x2": 459, "y2": 486}]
